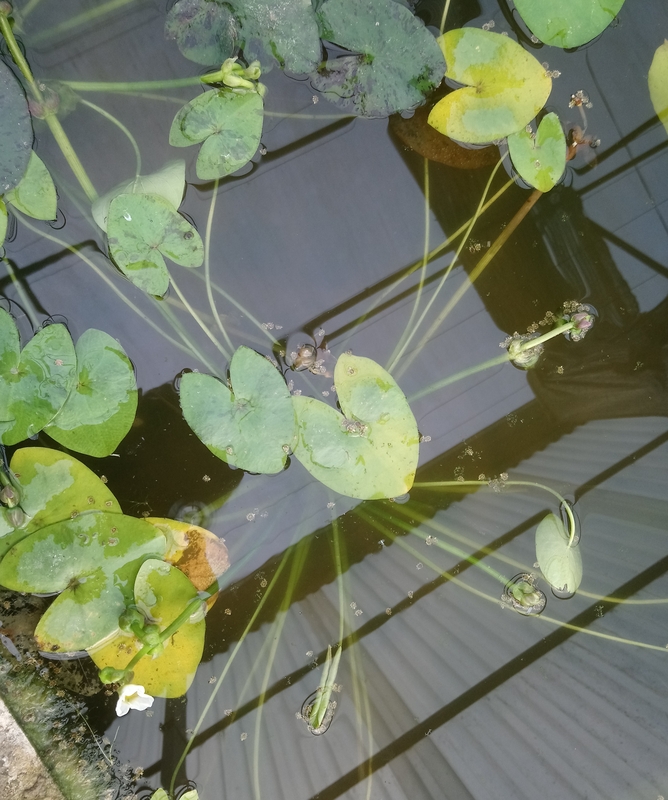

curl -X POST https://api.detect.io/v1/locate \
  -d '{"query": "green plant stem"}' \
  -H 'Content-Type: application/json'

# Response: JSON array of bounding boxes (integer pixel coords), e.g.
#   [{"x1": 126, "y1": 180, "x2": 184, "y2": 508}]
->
[
  {"x1": 439, "y1": 0, "x2": 452, "y2": 34},
  {"x1": 169, "y1": 549, "x2": 293, "y2": 797},
  {"x1": 0, "y1": 12, "x2": 98, "y2": 201},
  {"x1": 362, "y1": 508, "x2": 667, "y2": 653},
  {"x1": 168, "y1": 274, "x2": 231, "y2": 362},
  {"x1": 518, "y1": 320, "x2": 575, "y2": 349},
  {"x1": 13, "y1": 212, "x2": 200, "y2": 358},
  {"x1": 190, "y1": 269, "x2": 279, "y2": 346},
  {"x1": 412, "y1": 478, "x2": 577, "y2": 545},
  {"x1": 78, "y1": 98, "x2": 141, "y2": 177},
  {"x1": 203, "y1": 179, "x2": 234, "y2": 353},
  {"x1": 407, "y1": 321, "x2": 576, "y2": 403},
  {"x1": 388, "y1": 157, "x2": 507, "y2": 375},
  {"x1": 252, "y1": 537, "x2": 311, "y2": 800},
  {"x1": 408, "y1": 353, "x2": 510, "y2": 402},
  {"x1": 61, "y1": 77, "x2": 205, "y2": 93},
  {"x1": 393, "y1": 187, "x2": 543, "y2": 380},
  {"x1": 340, "y1": 178, "x2": 514, "y2": 351},
  {"x1": 1, "y1": 258, "x2": 40, "y2": 328},
  {"x1": 27, "y1": 0, "x2": 137, "y2": 45},
  {"x1": 387, "y1": 158, "x2": 431, "y2": 369}
]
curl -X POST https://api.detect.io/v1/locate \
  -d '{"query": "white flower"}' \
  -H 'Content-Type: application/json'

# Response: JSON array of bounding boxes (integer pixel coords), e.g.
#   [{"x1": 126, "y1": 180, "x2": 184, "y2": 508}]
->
[{"x1": 115, "y1": 684, "x2": 154, "y2": 717}]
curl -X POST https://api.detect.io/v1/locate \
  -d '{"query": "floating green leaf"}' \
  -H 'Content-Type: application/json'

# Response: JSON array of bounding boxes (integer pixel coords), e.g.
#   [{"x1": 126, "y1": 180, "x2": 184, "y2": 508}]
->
[
  {"x1": 508, "y1": 112, "x2": 566, "y2": 192},
  {"x1": 0, "y1": 448, "x2": 121, "y2": 560},
  {"x1": 180, "y1": 346, "x2": 296, "y2": 474},
  {"x1": 4, "y1": 152, "x2": 57, "y2": 220},
  {"x1": 165, "y1": 0, "x2": 239, "y2": 66},
  {"x1": 535, "y1": 513, "x2": 583, "y2": 595},
  {"x1": 0, "y1": 198, "x2": 7, "y2": 249},
  {"x1": 169, "y1": 89, "x2": 263, "y2": 180},
  {"x1": 513, "y1": 0, "x2": 624, "y2": 49},
  {"x1": 91, "y1": 160, "x2": 186, "y2": 232},
  {"x1": 150, "y1": 791, "x2": 169, "y2": 800},
  {"x1": 107, "y1": 192, "x2": 204, "y2": 296},
  {"x1": 0, "y1": 60, "x2": 33, "y2": 193},
  {"x1": 44, "y1": 329, "x2": 138, "y2": 457},
  {"x1": 0, "y1": 512, "x2": 166, "y2": 652},
  {"x1": 0, "y1": 310, "x2": 76, "y2": 446},
  {"x1": 649, "y1": 40, "x2": 668, "y2": 137},
  {"x1": 428, "y1": 28, "x2": 551, "y2": 144},
  {"x1": 89, "y1": 559, "x2": 205, "y2": 697},
  {"x1": 311, "y1": 0, "x2": 445, "y2": 117},
  {"x1": 234, "y1": 0, "x2": 320, "y2": 73},
  {"x1": 293, "y1": 354, "x2": 419, "y2": 499}
]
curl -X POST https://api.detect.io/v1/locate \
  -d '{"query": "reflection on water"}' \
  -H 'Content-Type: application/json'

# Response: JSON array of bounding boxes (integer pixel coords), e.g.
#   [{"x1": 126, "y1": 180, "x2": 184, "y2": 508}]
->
[{"x1": 1, "y1": 0, "x2": 668, "y2": 798}]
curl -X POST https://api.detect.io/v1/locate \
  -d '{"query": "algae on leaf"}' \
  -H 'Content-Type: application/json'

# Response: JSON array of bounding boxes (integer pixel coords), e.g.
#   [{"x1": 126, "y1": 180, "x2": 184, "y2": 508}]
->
[
  {"x1": 44, "y1": 328, "x2": 138, "y2": 457},
  {"x1": 165, "y1": 0, "x2": 240, "y2": 66},
  {"x1": 180, "y1": 346, "x2": 297, "y2": 474},
  {"x1": 428, "y1": 28, "x2": 551, "y2": 144},
  {"x1": 0, "y1": 60, "x2": 33, "y2": 193},
  {"x1": 312, "y1": 0, "x2": 445, "y2": 117},
  {"x1": 234, "y1": 0, "x2": 321, "y2": 73},
  {"x1": 293, "y1": 354, "x2": 419, "y2": 499},
  {"x1": 513, "y1": 0, "x2": 625, "y2": 49}
]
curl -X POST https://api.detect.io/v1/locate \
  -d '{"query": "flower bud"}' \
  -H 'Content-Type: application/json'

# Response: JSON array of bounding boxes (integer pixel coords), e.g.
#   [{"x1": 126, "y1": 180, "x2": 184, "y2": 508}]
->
[
  {"x1": 99, "y1": 666, "x2": 127, "y2": 684},
  {"x1": 0, "y1": 485, "x2": 19, "y2": 508}
]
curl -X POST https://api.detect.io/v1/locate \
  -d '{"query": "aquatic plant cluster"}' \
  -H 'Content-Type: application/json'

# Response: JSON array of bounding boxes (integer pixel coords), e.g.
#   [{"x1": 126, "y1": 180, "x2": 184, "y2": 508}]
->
[{"x1": 0, "y1": 0, "x2": 666, "y2": 797}]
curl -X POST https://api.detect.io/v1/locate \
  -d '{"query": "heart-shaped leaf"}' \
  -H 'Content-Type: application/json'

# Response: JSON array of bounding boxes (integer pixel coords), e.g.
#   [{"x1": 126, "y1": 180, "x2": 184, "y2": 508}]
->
[
  {"x1": 4, "y1": 152, "x2": 57, "y2": 220},
  {"x1": 165, "y1": 0, "x2": 239, "y2": 66},
  {"x1": 535, "y1": 513, "x2": 583, "y2": 595},
  {"x1": 44, "y1": 329, "x2": 138, "y2": 457},
  {"x1": 0, "y1": 310, "x2": 77, "y2": 446},
  {"x1": 0, "y1": 199, "x2": 7, "y2": 248},
  {"x1": 0, "y1": 60, "x2": 33, "y2": 193},
  {"x1": 508, "y1": 112, "x2": 566, "y2": 192},
  {"x1": 89, "y1": 559, "x2": 205, "y2": 697},
  {"x1": 292, "y1": 354, "x2": 419, "y2": 499},
  {"x1": 169, "y1": 89, "x2": 263, "y2": 180},
  {"x1": 107, "y1": 192, "x2": 204, "y2": 296},
  {"x1": 428, "y1": 28, "x2": 551, "y2": 144},
  {"x1": 649, "y1": 40, "x2": 668, "y2": 137},
  {"x1": 234, "y1": 0, "x2": 321, "y2": 73},
  {"x1": 0, "y1": 512, "x2": 166, "y2": 652},
  {"x1": 147, "y1": 517, "x2": 229, "y2": 594},
  {"x1": 180, "y1": 346, "x2": 296, "y2": 474},
  {"x1": 10, "y1": 447, "x2": 121, "y2": 533},
  {"x1": 311, "y1": 0, "x2": 445, "y2": 117},
  {"x1": 513, "y1": 0, "x2": 625, "y2": 49},
  {"x1": 91, "y1": 160, "x2": 186, "y2": 233}
]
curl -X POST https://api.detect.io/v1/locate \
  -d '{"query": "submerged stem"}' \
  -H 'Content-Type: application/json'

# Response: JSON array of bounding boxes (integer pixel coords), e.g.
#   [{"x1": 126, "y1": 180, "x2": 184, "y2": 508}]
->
[
  {"x1": 203, "y1": 180, "x2": 234, "y2": 353},
  {"x1": 413, "y1": 478, "x2": 576, "y2": 544},
  {"x1": 78, "y1": 98, "x2": 141, "y2": 178},
  {"x1": 0, "y1": 11, "x2": 98, "y2": 201},
  {"x1": 388, "y1": 157, "x2": 507, "y2": 376}
]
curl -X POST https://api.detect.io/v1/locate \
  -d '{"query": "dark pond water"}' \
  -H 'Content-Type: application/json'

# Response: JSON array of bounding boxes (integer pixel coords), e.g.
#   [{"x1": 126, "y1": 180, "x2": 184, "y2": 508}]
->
[{"x1": 1, "y1": 0, "x2": 668, "y2": 798}]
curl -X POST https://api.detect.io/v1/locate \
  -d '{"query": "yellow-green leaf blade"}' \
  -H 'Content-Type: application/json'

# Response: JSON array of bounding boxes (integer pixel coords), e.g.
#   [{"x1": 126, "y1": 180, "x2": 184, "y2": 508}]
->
[{"x1": 428, "y1": 28, "x2": 551, "y2": 144}]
